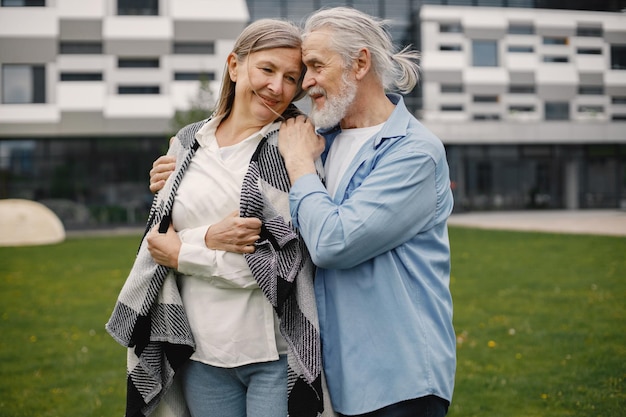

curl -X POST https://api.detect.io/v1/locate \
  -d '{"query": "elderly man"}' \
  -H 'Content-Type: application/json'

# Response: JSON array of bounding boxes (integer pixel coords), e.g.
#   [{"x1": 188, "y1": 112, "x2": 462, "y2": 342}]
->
[{"x1": 277, "y1": 7, "x2": 455, "y2": 417}]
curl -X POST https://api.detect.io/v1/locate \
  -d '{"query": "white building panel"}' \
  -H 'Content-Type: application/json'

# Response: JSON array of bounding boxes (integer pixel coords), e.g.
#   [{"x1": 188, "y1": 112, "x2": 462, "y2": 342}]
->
[
  {"x1": 57, "y1": 83, "x2": 107, "y2": 111},
  {"x1": 56, "y1": 0, "x2": 106, "y2": 18}
]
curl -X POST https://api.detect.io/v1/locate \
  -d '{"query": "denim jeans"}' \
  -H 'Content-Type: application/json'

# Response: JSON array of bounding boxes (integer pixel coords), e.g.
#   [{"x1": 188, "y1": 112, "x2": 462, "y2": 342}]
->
[
  {"x1": 180, "y1": 356, "x2": 288, "y2": 417},
  {"x1": 337, "y1": 395, "x2": 449, "y2": 417}
]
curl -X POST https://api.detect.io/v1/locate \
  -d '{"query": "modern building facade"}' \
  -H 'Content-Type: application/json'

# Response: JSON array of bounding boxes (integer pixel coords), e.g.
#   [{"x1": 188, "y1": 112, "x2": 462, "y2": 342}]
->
[
  {"x1": 420, "y1": 6, "x2": 626, "y2": 210},
  {"x1": 0, "y1": 0, "x2": 248, "y2": 226},
  {"x1": 0, "y1": 0, "x2": 625, "y2": 228}
]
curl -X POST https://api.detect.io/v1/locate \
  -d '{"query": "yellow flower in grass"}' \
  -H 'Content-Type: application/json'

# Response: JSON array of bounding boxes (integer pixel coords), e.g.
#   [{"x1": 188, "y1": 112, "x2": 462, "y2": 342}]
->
[{"x1": 487, "y1": 340, "x2": 496, "y2": 348}]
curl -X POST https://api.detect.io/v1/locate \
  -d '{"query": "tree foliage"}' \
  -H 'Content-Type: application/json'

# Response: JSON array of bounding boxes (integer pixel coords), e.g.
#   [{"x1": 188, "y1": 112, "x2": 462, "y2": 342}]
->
[{"x1": 170, "y1": 77, "x2": 215, "y2": 135}]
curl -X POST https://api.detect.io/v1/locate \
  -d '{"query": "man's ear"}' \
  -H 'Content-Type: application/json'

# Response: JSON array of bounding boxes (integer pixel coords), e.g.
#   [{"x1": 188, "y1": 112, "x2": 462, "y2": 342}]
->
[
  {"x1": 226, "y1": 53, "x2": 238, "y2": 82},
  {"x1": 354, "y1": 48, "x2": 371, "y2": 81}
]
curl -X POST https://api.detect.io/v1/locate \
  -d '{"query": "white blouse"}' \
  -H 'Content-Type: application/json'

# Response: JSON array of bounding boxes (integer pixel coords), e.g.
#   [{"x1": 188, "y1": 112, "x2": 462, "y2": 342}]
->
[{"x1": 172, "y1": 117, "x2": 287, "y2": 368}]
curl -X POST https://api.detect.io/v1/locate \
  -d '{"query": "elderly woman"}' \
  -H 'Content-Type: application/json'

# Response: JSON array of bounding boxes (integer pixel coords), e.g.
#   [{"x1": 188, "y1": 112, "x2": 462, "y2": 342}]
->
[{"x1": 107, "y1": 19, "x2": 324, "y2": 417}]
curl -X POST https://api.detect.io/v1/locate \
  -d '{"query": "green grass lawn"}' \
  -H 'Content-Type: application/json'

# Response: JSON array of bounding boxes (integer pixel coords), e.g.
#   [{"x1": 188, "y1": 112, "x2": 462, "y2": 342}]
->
[{"x1": 0, "y1": 228, "x2": 624, "y2": 416}]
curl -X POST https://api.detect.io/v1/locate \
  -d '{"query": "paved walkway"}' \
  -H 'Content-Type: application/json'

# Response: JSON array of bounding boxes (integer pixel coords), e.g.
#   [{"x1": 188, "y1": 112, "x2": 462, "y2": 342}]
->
[
  {"x1": 448, "y1": 209, "x2": 626, "y2": 237},
  {"x1": 65, "y1": 210, "x2": 626, "y2": 238}
]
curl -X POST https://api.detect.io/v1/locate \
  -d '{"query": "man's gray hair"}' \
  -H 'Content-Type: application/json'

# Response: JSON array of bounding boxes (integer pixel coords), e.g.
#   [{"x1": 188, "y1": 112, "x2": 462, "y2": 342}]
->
[{"x1": 303, "y1": 7, "x2": 420, "y2": 94}]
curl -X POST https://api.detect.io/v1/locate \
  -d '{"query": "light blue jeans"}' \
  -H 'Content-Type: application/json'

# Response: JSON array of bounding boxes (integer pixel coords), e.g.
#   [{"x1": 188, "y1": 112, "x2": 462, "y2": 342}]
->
[{"x1": 180, "y1": 356, "x2": 288, "y2": 417}]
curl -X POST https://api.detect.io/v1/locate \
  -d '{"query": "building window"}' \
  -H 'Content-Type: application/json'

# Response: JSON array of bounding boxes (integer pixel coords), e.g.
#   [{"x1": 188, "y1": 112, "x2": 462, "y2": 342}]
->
[
  {"x1": 577, "y1": 47, "x2": 602, "y2": 55},
  {"x1": 439, "y1": 23, "x2": 462, "y2": 33},
  {"x1": 1, "y1": 0, "x2": 45, "y2": 5},
  {"x1": 117, "y1": 0, "x2": 158, "y2": 15},
  {"x1": 441, "y1": 84, "x2": 464, "y2": 93},
  {"x1": 509, "y1": 85, "x2": 535, "y2": 94},
  {"x1": 545, "y1": 102, "x2": 569, "y2": 120},
  {"x1": 612, "y1": 114, "x2": 626, "y2": 121},
  {"x1": 59, "y1": 41, "x2": 103, "y2": 55},
  {"x1": 543, "y1": 37, "x2": 568, "y2": 45},
  {"x1": 173, "y1": 42, "x2": 215, "y2": 55},
  {"x1": 473, "y1": 114, "x2": 500, "y2": 121},
  {"x1": 118, "y1": 58, "x2": 159, "y2": 68},
  {"x1": 610, "y1": 45, "x2": 626, "y2": 70},
  {"x1": 439, "y1": 44, "x2": 462, "y2": 51},
  {"x1": 508, "y1": 24, "x2": 534, "y2": 35},
  {"x1": 543, "y1": 56, "x2": 569, "y2": 63},
  {"x1": 473, "y1": 95, "x2": 498, "y2": 103},
  {"x1": 472, "y1": 40, "x2": 498, "y2": 67},
  {"x1": 612, "y1": 96, "x2": 626, "y2": 104},
  {"x1": 578, "y1": 86, "x2": 604, "y2": 95},
  {"x1": 509, "y1": 105, "x2": 535, "y2": 112},
  {"x1": 60, "y1": 72, "x2": 103, "y2": 82},
  {"x1": 508, "y1": 45, "x2": 534, "y2": 53},
  {"x1": 441, "y1": 105, "x2": 463, "y2": 111},
  {"x1": 578, "y1": 105, "x2": 604, "y2": 113},
  {"x1": 576, "y1": 27, "x2": 602, "y2": 37},
  {"x1": 2, "y1": 64, "x2": 45, "y2": 104},
  {"x1": 174, "y1": 72, "x2": 215, "y2": 81},
  {"x1": 118, "y1": 85, "x2": 160, "y2": 94}
]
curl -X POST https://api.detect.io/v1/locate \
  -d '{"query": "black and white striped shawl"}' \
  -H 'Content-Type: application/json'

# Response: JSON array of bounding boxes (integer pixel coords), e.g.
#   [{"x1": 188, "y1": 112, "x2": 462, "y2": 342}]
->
[{"x1": 106, "y1": 114, "x2": 324, "y2": 416}]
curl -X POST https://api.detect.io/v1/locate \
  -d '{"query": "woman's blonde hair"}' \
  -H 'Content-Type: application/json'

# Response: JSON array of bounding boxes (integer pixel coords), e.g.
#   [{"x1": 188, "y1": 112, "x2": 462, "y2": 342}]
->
[{"x1": 213, "y1": 19, "x2": 305, "y2": 120}]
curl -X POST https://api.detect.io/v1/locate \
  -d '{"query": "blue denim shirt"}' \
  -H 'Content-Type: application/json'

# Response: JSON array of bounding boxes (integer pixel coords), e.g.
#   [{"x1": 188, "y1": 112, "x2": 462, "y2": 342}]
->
[{"x1": 289, "y1": 95, "x2": 456, "y2": 415}]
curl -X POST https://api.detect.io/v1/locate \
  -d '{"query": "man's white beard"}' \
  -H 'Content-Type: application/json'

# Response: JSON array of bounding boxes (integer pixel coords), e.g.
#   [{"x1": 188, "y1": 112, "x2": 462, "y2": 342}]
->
[{"x1": 308, "y1": 74, "x2": 357, "y2": 129}]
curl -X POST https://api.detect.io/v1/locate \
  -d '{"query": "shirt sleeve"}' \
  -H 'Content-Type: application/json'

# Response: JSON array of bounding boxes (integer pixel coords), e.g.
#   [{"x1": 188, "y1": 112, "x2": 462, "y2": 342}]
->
[
  {"x1": 176, "y1": 225, "x2": 253, "y2": 287},
  {"x1": 290, "y1": 147, "x2": 440, "y2": 270}
]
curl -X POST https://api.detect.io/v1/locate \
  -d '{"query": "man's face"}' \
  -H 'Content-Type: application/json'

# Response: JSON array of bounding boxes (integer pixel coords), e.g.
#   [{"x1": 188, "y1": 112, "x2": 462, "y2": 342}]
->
[{"x1": 302, "y1": 30, "x2": 357, "y2": 129}]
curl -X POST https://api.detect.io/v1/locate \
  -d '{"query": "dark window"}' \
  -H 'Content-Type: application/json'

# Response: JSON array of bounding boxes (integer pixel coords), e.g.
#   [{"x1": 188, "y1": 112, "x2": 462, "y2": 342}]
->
[
  {"x1": 59, "y1": 41, "x2": 103, "y2": 55},
  {"x1": 610, "y1": 45, "x2": 626, "y2": 70},
  {"x1": 173, "y1": 42, "x2": 215, "y2": 55},
  {"x1": 543, "y1": 37, "x2": 568, "y2": 45},
  {"x1": 543, "y1": 56, "x2": 569, "y2": 63},
  {"x1": 174, "y1": 72, "x2": 216, "y2": 81},
  {"x1": 508, "y1": 45, "x2": 534, "y2": 53},
  {"x1": 612, "y1": 114, "x2": 626, "y2": 121},
  {"x1": 545, "y1": 102, "x2": 569, "y2": 120},
  {"x1": 441, "y1": 105, "x2": 463, "y2": 111},
  {"x1": 117, "y1": 0, "x2": 158, "y2": 15},
  {"x1": 440, "y1": 23, "x2": 462, "y2": 33},
  {"x1": 473, "y1": 114, "x2": 500, "y2": 120},
  {"x1": 441, "y1": 84, "x2": 464, "y2": 93},
  {"x1": 578, "y1": 86, "x2": 604, "y2": 95},
  {"x1": 477, "y1": 161, "x2": 492, "y2": 193},
  {"x1": 508, "y1": 24, "x2": 534, "y2": 35},
  {"x1": 472, "y1": 40, "x2": 498, "y2": 67},
  {"x1": 118, "y1": 85, "x2": 160, "y2": 94},
  {"x1": 473, "y1": 95, "x2": 499, "y2": 103},
  {"x1": 118, "y1": 58, "x2": 159, "y2": 68},
  {"x1": 509, "y1": 85, "x2": 535, "y2": 94},
  {"x1": 577, "y1": 47, "x2": 602, "y2": 55},
  {"x1": 439, "y1": 44, "x2": 462, "y2": 51},
  {"x1": 576, "y1": 27, "x2": 602, "y2": 37},
  {"x1": 509, "y1": 105, "x2": 535, "y2": 112},
  {"x1": 60, "y1": 72, "x2": 103, "y2": 82},
  {"x1": 612, "y1": 96, "x2": 626, "y2": 104},
  {"x1": 1, "y1": 0, "x2": 45, "y2": 5},
  {"x1": 2, "y1": 64, "x2": 45, "y2": 104}
]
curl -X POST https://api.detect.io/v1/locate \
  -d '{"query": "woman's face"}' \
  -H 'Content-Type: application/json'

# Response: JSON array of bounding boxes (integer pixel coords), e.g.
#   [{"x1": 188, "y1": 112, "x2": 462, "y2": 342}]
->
[{"x1": 229, "y1": 47, "x2": 303, "y2": 125}]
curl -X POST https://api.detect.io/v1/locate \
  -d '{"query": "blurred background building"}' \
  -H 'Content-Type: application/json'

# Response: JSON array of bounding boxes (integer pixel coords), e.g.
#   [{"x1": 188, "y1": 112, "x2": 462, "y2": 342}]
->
[{"x1": 1, "y1": 0, "x2": 625, "y2": 229}]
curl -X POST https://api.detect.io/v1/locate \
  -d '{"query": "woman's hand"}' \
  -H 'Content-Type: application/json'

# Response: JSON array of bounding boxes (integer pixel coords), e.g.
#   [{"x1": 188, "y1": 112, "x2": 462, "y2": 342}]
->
[
  {"x1": 149, "y1": 153, "x2": 176, "y2": 194},
  {"x1": 205, "y1": 211, "x2": 262, "y2": 254},
  {"x1": 147, "y1": 223, "x2": 182, "y2": 268}
]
